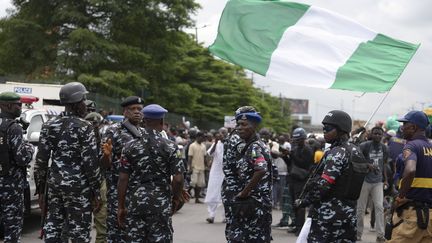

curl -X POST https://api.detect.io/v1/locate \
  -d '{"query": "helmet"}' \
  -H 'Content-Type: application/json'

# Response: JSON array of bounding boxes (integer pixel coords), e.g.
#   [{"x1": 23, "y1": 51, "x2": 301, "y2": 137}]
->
[
  {"x1": 322, "y1": 110, "x2": 352, "y2": 133},
  {"x1": 59, "y1": 82, "x2": 88, "y2": 104},
  {"x1": 84, "y1": 112, "x2": 103, "y2": 124},
  {"x1": 292, "y1": 127, "x2": 307, "y2": 140}
]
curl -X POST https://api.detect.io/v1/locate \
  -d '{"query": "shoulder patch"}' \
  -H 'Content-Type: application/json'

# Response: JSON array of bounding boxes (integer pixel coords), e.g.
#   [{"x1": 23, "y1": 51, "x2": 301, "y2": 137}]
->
[{"x1": 403, "y1": 149, "x2": 412, "y2": 160}]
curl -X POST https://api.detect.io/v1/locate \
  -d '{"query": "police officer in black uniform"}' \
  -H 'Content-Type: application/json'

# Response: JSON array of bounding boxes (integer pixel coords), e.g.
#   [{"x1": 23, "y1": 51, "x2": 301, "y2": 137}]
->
[
  {"x1": 0, "y1": 92, "x2": 34, "y2": 243},
  {"x1": 35, "y1": 82, "x2": 101, "y2": 242},
  {"x1": 298, "y1": 110, "x2": 367, "y2": 242}
]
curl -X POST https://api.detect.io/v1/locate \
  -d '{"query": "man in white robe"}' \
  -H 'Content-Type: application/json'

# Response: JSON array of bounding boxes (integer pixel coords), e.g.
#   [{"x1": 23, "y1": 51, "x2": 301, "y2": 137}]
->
[{"x1": 204, "y1": 128, "x2": 227, "y2": 223}]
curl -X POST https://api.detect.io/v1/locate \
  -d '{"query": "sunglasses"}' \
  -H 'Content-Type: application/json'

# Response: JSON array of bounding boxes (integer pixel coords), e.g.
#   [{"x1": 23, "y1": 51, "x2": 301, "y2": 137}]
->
[{"x1": 323, "y1": 124, "x2": 336, "y2": 133}]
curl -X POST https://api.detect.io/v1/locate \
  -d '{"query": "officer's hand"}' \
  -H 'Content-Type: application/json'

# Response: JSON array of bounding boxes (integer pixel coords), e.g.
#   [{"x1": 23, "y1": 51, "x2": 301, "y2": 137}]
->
[
  {"x1": 172, "y1": 189, "x2": 190, "y2": 215},
  {"x1": 294, "y1": 198, "x2": 310, "y2": 208},
  {"x1": 236, "y1": 190, "x2": 250, "y2": 199},
  {"x1": 181, "y1": 189, "x2": 191, "y2": 202},
  {"x1": 117, "y1": 208, "x2": 127, "y2": 229},
  {"x1": 393, "y1": 196, "x2": 410, "y2": 209},
  {"x1": 102, "y1": 139, "x2": 113, "y2": 157}
]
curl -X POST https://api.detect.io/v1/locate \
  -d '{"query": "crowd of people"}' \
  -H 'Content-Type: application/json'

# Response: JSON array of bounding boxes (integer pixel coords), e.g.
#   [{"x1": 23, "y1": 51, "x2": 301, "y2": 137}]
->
[{"x1": 1, "y1": 81, "x2": 432, "y2": 243}]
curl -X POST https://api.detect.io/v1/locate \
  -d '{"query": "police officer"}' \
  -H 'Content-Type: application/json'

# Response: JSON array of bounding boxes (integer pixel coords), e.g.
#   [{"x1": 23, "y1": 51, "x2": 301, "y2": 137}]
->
[
  {"x1": 0, "y1": 92, "x2": 34, "y2": 243},
  {"x1": 225, "y1": 107, "x2": 272, "y2": 243},
  {"x1": 117, "y1": 104, "x2": 187, "y2": 242},
  {"x1": 34, "y1": 82, "x2": 102, "y2": 242},
  {"x1": 300, "y1": 110, "x2": 363, "y2": 242},
  {"x1": 99, "y1": 96, "x2": 144, "y2": 243},
  {"x1": 388, "y1": 111, "x2": 432, "y2": 242},
  {"x1": 222, "y1": 106, "x2": 252, "y2": 240}
]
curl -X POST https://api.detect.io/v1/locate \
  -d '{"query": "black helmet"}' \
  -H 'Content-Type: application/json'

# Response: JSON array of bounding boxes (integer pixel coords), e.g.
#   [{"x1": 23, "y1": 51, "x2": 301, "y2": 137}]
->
[
  {"x1": 322, "y1": 110, "x2": 352, "y2": 134},
  {"x1": 59, "y1": 82, "x2": 88, "y2": 104},
  {"x1": 292, "y1": 127, "x2": 307, "y2": 140}
]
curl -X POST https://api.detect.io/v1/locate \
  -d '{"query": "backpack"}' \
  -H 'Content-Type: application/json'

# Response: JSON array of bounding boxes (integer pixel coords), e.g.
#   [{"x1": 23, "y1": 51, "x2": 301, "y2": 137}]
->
[
  {"x1": 0, "y1": 118, "x2": 16, "y2": 176},
  {"x1": 331, "y1": 143, "x2": 369, "y2": 200}
]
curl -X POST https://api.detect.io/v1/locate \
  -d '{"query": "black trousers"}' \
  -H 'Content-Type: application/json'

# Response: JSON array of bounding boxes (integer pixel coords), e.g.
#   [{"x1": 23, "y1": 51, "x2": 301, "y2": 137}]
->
[{"x1": 289, "y1": 179, "x2": 306, "y2": 228}]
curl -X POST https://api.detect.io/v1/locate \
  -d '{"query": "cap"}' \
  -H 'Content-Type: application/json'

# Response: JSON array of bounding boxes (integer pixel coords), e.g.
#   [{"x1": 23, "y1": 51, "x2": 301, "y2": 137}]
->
[
  {"x1": 235, "y1": 112, "x2": 262, "y2": 123},
  {"x1": 120, "y1": 96, "x2": 144, "y2": 107},
  {"x1": 292, "y1": 127, "x2": 307, "y2": 140},
  {"x1": 0, "y1": 92, "x2": 21, "y2": 103},
  {"x1": 397, "y1": 110, "x2": 429, "y2": 129},
  {"x1": 142, "y1": 104, "x2": 168, "y2": 119}
]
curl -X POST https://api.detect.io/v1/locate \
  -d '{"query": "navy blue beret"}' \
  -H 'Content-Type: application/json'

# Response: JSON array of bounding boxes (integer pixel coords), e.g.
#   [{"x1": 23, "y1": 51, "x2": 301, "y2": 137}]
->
[
  {"x1": 142, "y1": 104, "x2": 168, "y2": 119},
  {"x1": 235, "y1": 112, "x2": 262, "y2": 123},
  {"x1": 120, "y1": 96, "x2": 144, "y2": 107}
]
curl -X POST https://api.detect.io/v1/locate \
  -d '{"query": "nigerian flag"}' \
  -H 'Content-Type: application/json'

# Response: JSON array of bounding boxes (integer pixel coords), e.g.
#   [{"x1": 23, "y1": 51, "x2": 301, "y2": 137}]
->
[{"x1": 209, "y1": 0, "x2": 419, "y2": 92}]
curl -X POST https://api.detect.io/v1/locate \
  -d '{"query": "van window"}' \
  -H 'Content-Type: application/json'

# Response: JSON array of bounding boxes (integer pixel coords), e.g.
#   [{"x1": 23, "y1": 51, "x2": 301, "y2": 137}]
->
[{"x1": 27, "y1": 115, "x2": 44, "y2": 140}]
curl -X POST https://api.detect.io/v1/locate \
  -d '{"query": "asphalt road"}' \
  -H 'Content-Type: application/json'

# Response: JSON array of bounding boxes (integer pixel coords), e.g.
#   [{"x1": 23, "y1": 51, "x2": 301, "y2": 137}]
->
[{"x1": 4, "y1": 202, "x2": 377, "y2": 242}]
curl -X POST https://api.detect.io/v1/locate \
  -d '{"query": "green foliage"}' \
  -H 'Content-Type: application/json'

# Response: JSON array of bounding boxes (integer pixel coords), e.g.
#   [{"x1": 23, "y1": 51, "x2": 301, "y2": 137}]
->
[
  {"x1": 0, "y1": 0, "x2": 291, "y2": 132},
  {"x1": 77, "y1": 70, "x2": 149, "y2": 98}
]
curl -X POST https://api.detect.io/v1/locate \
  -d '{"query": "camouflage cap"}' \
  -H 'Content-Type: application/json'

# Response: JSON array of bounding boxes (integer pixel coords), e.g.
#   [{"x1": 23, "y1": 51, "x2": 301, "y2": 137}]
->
[{"x1": 0, "y1": 92, "x2": 21, "y2": 103}]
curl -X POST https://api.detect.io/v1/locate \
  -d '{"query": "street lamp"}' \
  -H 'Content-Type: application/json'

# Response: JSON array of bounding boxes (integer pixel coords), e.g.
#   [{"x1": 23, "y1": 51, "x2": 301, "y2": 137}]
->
[
  {"x1": 195, "y1": 24, "x2": 210, "y2": 44},
  {"x1": 256, "y1": 85, "x2": 269, "y2": 100}
]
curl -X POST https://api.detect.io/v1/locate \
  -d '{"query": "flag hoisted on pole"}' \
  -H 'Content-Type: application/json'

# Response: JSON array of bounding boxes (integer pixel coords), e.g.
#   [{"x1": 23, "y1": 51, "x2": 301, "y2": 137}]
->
[{"x1": 209, "y1": 0, "x2": 420, "y2": 93}]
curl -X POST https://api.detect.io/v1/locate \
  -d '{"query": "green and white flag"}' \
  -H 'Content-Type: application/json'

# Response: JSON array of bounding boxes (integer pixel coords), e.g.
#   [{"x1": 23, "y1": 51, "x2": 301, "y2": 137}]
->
[{"x1": 209, "y1": 0, "x2": 419, "y2": 92}]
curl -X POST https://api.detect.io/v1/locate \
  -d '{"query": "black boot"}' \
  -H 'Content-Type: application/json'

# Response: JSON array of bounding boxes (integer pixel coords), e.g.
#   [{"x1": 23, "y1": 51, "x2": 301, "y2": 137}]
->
[{"x1": 195, "y1": 187, "x2": 203, "y2": 203}]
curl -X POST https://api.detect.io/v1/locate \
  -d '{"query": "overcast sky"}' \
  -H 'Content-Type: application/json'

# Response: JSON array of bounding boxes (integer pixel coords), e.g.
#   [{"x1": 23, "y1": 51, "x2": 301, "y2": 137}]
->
[{"x1": 1, "y1": 0, "x2": 431, "y2": 125}]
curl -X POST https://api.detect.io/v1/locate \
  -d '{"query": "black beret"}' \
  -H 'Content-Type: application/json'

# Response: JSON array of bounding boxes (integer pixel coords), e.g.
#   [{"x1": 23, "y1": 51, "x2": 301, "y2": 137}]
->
[{"x1": 120, "y1": 96, "x2": 144, "y2": 107}]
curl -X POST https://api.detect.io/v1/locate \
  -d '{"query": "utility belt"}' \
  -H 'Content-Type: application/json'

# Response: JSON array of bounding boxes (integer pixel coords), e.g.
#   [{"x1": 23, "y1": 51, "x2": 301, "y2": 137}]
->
[
  {"x1": 396, "y1": 201, "x2": 432, "y2": 230},
  {"x1": 140, "y1": 176, "x2": 168, "y2": 187},
  {"x1": 386, "y1": 200, "x2": 432, "y2": 240}
]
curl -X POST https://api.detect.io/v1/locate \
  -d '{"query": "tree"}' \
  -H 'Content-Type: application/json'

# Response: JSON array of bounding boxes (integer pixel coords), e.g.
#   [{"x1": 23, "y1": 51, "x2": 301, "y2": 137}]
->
[{"x1": 0, "y1": 0, "x2": 291, "y2": 132}]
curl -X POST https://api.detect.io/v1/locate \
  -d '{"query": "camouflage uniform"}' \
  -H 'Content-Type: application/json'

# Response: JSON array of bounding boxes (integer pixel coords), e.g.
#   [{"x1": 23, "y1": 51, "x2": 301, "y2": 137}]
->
[
  {"x1": 304, "y1": 138, "x2": 358, "y2": 243},
  {"x1": 225, "y1": 137, "x2": 272, "y2": 243},
  {"x1": 222, "y1": 133, "x2": 243, "y2": 238},
  {"x1": 101, "y1": 121, "x2": 141, "y2": 243},
  {"x1": 0, "y1": 113, "x2": 34, "y2": 243},
  {"x1": 120, "y1": 128, "x2": 184, "y2": 242},
  {"x1": 35, "y1": 111, "x2": 101, "y2": 243}
]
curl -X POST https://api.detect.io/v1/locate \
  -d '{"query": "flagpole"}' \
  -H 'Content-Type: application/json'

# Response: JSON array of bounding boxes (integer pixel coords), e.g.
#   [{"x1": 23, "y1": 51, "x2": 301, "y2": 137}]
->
[{"x1": 363, "y1": 91, "x2": 391, "y2": 128}]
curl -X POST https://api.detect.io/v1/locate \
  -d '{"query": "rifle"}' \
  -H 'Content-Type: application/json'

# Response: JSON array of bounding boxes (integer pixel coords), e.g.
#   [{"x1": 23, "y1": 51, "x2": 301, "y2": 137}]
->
[
  {"x1": 38, "y1": 174, "x2": 49, "y2": 239},
  {"x1": 295, "y1": 161, "x2": 324, "y2": 207}
]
